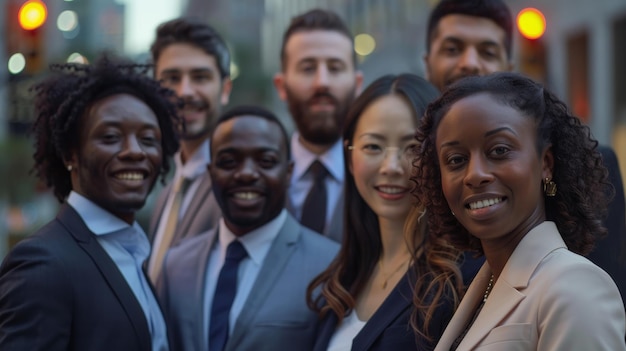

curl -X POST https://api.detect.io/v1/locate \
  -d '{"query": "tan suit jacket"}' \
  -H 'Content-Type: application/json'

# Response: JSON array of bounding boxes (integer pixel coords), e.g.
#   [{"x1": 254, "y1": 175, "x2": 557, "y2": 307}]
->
[{"x1": 435, "y1": 221, "x2": 626, "y2": 351}]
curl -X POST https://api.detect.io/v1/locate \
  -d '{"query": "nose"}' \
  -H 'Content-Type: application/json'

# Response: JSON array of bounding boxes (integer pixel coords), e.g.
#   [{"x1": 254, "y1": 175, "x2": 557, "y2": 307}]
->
[
  {"x1": 464, "y1": 154, "x2": 494, "y2": 188},
  {"x1": 313, "y1": 65, "x2": 330, "y2": 89},
  {"x1": 380, "y1": 147, "x2": 404, "y2": 175},
  {"x1": 176, "y1": 75, "x2": 194, "y2": 98},
  {"x1": 234, "y1": 158, "x2": 259, "y2": 183},
  {"x1": 119, "y1": 135, "x2": 146, "y2": 160},
  {"x1": 458, "y1": 47, "x2": 481, "y2": 75}
]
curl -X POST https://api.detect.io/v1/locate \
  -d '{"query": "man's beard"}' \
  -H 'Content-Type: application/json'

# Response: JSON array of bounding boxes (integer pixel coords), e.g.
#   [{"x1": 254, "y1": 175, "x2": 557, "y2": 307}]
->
[
  {"x1": 285, "y1": 88, "x2": 355, "y2": 146},
  {"x1": 180, "y1": 98, "x2": 215, "y2": 140}
]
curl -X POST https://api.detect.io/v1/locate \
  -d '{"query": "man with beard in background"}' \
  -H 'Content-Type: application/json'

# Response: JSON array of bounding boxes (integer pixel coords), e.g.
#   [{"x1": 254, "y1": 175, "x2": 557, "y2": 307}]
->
[
  {"x1": 147, "y1": 18, "x2": 232, "y2": 282},
  {"x1": 273, "y1": 9, "x2": 363, "y2": 241}
]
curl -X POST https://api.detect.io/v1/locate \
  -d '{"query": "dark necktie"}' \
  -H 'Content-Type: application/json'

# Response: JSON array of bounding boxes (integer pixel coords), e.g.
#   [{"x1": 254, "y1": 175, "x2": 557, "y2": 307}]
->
[
  {"x1": 300, "y1": 160, "x2": 328, "y2": 233},
  {"x1": 209, "y1": 240, "x2": 248, "y2": 351}
]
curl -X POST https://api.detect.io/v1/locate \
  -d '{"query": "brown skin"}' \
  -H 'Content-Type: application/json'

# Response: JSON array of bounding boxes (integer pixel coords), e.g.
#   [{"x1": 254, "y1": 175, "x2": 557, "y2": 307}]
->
[
  {"x1": 435, "y1": 93, "x2": 553, "y2": 279},
  {"x1": 423, "y1": 14, "x2": 513, "y2": 92},
  {"x1": 209, "y1": 116, "x2": 294, "y2": 237},
  {"x1": 67, "y1": 94, "x2": 163, "y2": 224}
]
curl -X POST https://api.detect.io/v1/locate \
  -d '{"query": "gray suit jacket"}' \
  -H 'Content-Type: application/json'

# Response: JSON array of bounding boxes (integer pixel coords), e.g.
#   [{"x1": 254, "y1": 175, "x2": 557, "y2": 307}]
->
[
  {"x1": 157, "y1": 213, "x2": 339, "y2": 351},
  {"x1": 149, "y1": 171, "x2": 221, "y2": 247}
]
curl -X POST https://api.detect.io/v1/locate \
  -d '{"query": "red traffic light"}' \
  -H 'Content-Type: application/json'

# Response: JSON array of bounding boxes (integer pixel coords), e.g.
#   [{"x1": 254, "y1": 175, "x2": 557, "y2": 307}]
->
[
  {"x1": 517, "y1": 8, "x2": 546, "y2": 40},
  {"x1": 18, "y1": 0, "x2": 48, "y2": 31}
]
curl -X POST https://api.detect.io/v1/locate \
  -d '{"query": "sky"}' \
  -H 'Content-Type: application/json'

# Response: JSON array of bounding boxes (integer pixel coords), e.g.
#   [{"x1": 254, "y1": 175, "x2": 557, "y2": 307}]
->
[{"x1": 116, "y1": 0, "x2": 185, "y2": 56}]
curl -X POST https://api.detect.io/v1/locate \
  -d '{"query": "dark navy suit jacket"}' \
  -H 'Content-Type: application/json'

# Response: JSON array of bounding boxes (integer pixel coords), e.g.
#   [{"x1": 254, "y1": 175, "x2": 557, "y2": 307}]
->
[
  {"x1": 0, "y1": 205, "x2": 155, "y2": 351},
  {"x1": 312, "y1": 271, "x2": 456, "y2": 351}
]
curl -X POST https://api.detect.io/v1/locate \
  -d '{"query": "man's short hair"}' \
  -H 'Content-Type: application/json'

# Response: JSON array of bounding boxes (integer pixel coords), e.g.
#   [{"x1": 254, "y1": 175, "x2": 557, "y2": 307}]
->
[
  {"x1": 151, "y1": 18, "x2": 231, "y2": 79},
  {"x1": 280, "y1": 8, "x2": 356, "y2": 69},
  {"x1": 211, "y1": 105, "x2": 291, "y2": 160},
  {"x1": 426, "y1": 0, "x2": 513, "y2": 58}
]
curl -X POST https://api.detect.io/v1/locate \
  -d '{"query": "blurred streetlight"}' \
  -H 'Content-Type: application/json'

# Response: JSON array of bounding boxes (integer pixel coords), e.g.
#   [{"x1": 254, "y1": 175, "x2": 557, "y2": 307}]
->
[
  {"x1": 354, "y1": 33, "x2": 376, "y2": 57},
  {"x1": 18, "y1": 0, "x2": 47, "y2": 31}
]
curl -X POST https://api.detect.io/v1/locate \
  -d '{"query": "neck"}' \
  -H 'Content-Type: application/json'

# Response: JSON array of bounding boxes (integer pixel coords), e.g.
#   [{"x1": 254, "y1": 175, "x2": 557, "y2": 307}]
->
[
  {"x1": 298, "y1": 135, "x2": 336, "y2": 155},
  {"x1": 378, "y1": 217, "x2": 410, "y2": 262},
  {"x1": 180, "y1": 139, "x2": 204, "y2": 164}
]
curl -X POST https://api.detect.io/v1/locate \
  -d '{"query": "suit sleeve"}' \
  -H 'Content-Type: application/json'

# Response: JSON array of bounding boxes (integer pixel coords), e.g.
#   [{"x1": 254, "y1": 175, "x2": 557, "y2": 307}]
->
[
  {"x1": 0, "y1": 240, "x2": 73, "y2": 351},
  {"x1": 536, "y1": 263, "x2": 626, "y2": 351}
]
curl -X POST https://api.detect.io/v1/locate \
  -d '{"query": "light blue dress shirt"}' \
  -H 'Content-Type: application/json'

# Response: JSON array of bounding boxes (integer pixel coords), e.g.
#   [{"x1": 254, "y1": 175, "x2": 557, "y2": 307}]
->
[
  {"x1": 289, "y1": 132, "x2": 344, "y2": 229},
  {"x1": 202, "y1": 209, "x2": 287, "y2": 349},
  {"x1": 67, "y1": 192, "x2": 169, "y2": 351}
]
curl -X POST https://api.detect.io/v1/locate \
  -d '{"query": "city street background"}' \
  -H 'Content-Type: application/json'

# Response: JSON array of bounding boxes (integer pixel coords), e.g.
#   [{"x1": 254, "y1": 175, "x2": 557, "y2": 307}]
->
[{"x1": 1, "y1": 0, "x2": 625, "y2": 258}]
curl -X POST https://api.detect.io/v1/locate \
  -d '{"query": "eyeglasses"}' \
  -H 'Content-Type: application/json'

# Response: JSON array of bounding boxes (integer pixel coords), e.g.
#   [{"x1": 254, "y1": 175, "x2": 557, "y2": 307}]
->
[{"x1": 347, "y1": 144, "x2": 417, "y2": 163}]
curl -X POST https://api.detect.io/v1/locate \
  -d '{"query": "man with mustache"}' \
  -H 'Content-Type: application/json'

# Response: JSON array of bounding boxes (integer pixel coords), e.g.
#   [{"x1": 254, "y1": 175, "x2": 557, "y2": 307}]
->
[
  {"x1": 273, "y1": 9, "x2": 363, "y2": 241},
  {"x1": 423, "y1": 0, "x2": 626, "y2": 306},
  {"x1": 157, "y1": 105, "x2": 339, "y2": 351},
  {"x1": 147, "y1": 18, "x2": 232, "y2": 282}
]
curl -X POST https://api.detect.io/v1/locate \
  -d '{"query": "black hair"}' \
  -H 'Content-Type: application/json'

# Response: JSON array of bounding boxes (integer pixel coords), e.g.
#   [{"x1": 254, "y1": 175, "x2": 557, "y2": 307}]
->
[
  {"x1": 426, "y1": 0, "x2": 513, "y2": 58},
  {"x1": 210, "y1": 105, "x2": 291, "y2": 160},
  {"x1": 31, "y1": 54, "x2": 182, "y2": 202},
  {"x1": 151, "y1": 17, "x2": 230, "y2": 79},
  {"x1": 413, "y1": 72, "x2": 612, "y2": 256}
]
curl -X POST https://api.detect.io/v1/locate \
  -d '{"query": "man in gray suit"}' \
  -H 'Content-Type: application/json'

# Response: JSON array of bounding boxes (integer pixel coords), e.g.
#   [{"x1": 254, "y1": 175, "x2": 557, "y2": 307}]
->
[
  {"x1": 273, "y1": 9, "x2": 363, "y2": 242},
  {"x1": 147, "y1": 18, "x2": 232, "y2": 281},
  {"x1": 157, "y1": 105, "x2": 339, "y2": 351}
]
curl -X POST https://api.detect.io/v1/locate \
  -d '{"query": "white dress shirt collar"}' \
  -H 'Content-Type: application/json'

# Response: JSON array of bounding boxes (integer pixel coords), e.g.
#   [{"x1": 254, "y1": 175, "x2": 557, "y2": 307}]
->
[{"x1": 290, "y1": 131, "x2": 344, "y2": 183}]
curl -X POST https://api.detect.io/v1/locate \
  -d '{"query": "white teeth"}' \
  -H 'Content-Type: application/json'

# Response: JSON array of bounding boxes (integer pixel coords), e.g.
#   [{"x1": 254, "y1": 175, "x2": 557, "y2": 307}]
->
[
  {"x1": 233, "y1": 192, "x2": 259, "y2": 200},
  {"x1": 469, "y1": 198, "x2": 502, "y2": 210},
  {"x1": 115, "y1": 172, "x2": 144, "y2": 181},
  {"x1": 379, "y1": 186, "x2": 404, "y2": 194}
]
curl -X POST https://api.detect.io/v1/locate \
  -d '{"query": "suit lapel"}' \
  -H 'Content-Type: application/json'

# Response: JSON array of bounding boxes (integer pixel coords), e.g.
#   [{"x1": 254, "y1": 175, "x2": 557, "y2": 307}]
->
[
  {"x1": 192, "y1": 230, "x2": 218, "y2": 351},
  {"x1": 149, "y1": 182, "x2": 172, "y2": 241},
  {"x1": 326, "y1": 191, "x2": 344, "y2": 242},
  {"x1": 352, "y1": 271, "x2": 413, "y2": 350},
  {"x1": 227, "y1": 215, "x2": 301, "y2": 348},
  {"x1": 58, "y1": 205, "x2": 152, "y2": 351},
  {"x1": 174, "y1": 172, "x2": 213, "y2": 243}
]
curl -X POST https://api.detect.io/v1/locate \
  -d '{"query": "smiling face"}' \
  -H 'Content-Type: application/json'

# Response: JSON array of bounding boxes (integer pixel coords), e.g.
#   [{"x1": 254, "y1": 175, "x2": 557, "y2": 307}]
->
[
  {"x1": 349, "y1": 94, "x2": 418, "y2": 222},
  {"x1": 69, "y1": 93, "x2": 163, "y2": 224},
  {"x1": 209, "y1": 116, "x2": 293, "y2": 236},
  {"x1": 274, "y1": 30, "x2": 362, "y2": 148},
  {"x1": 155, "y1": 43, "x2": 231, "y2": 142},
  {"x1": 424, "y1": 14, "x2": 512, "y2": 92},
  {"x1": 435, "y1": 93, "x2": 552, "y2": 249}
]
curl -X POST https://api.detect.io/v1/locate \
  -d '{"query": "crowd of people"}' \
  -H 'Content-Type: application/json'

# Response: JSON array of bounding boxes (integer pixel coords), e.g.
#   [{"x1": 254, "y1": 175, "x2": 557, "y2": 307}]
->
[{"x1": 0, "y1": 0, "x2": 625, "y2": 350}]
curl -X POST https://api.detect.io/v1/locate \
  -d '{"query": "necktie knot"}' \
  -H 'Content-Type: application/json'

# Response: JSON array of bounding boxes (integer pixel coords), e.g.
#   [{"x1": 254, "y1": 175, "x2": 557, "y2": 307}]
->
[
  {"x1": 225, "y1": 240, "x2": 247, "y2": 262},
  {"x1": 308, "y1": 160, "x2": 328, "y2": 182}
]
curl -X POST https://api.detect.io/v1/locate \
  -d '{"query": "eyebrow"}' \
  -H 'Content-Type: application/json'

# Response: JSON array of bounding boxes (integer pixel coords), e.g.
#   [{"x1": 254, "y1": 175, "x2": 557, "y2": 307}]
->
[
  {"x1": 441, "y1": 36, "x2": 502, "y2": 48},
  {"x1": 439, "y1": 127, "x2": 517, "y2": 148},
  {"x1": 159, "y1": 67, "x2": 215, "y2": 75},
  {"x1": 357, "y1": 133, "x2": 415, "y2": 142}
]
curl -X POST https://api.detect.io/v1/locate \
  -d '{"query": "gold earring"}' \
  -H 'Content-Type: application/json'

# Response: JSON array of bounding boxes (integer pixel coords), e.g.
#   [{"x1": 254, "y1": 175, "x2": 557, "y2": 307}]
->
[{"x1": 543, "y1": 177, "x2": 556, "y2": 197}]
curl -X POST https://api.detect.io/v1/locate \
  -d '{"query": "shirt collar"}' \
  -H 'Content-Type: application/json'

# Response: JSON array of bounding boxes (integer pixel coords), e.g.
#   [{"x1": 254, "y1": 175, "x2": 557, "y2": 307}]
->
[
  {"x1": 174, "y1": 138, "x2": 211, "y2": 181},
  {"x1": 67, "y1": 191, "x2": 149, "y2": 257},
  {"x1": 290, "y1": 131, "x2": 344, "y2": 182},
  {"x1": 217, "y1": 209, "x2": 287, "y2": 266}
]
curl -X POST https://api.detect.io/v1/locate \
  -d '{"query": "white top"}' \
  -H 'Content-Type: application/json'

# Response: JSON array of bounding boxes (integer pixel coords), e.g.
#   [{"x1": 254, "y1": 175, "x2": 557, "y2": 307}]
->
[
  {"x1": 202, "y1": 210, "x2": 287, "y2": 349},
  {"x1": 327, "y1": 309, "x2": 367, "y2": 351},
  {"x1": 289, "y1": 132, "x2": 344, "y2": 230}
]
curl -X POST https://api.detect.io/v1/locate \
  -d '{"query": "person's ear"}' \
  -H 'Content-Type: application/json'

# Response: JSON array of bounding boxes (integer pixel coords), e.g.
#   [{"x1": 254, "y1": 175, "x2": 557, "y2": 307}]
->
[
  {"x1": 354, "y1": 71, "x2": 364, "y2": 96},
  {"x1": 220, "y1": 77, "x2": 232, "y2": 105},
  {"x1": 273, "y1": 73, "x2": 287, "y2": 102},
  {"x1": 423, "y1": 53, "x2": 431, "y2": 82},
  {"x1": 541, "y1": 145, "x2": 554, "y2": 180}
]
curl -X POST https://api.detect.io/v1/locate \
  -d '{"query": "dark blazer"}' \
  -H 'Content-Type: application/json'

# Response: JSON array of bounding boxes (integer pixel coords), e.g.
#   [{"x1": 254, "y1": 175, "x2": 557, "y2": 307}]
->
[
  {"x1": 149, "y1": 171, "x2": 221, "y2": 246},
  {"x1": 158, "y1": 213, "x2": 339, "y2": 351},
  {"x1": 590, "y1": 145, "x2": 626, "y2": 308},
  {"x1": 0, "y1": 205, "x2": 154, "y2": 351},
  {"x1": 313, "y1": 271, "x2": 456, "y2": 351}
]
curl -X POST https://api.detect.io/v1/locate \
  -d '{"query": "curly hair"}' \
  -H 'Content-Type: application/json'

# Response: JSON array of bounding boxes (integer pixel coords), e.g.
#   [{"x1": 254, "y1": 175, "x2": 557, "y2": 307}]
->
[
  {"x1": 150, "y1": 17, "x2": 231, "y2": 79},
  {"x1": 413, "y1": 72, "x2": 611, "y2": 256},
  {"x1": 31, "y1": 54, "x2": 182, "y2": 203},
  {"x1": 306, "y1": 74, "x2": 464, "y2": 343}
]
